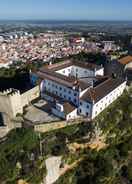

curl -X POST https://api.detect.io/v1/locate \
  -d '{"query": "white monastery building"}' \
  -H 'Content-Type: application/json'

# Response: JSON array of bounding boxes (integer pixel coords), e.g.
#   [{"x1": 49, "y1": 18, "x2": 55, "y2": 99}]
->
[{"x1": 31, "y1": 60, "x2": 126, "y2": 120}]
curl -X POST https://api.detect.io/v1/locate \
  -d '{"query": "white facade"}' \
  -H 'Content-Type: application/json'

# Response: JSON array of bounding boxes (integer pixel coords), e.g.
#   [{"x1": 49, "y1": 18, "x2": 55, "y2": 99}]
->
[
  {"x1": 78, "y1": 81, "x2": 126, "y2": 119},
  {"x1": 66, "y1": 109, "x2": 78, "y2": 121},
  {"x1": 41, "y1": 77, "x2": 126, "y2": 120},
  {"x1": 41, "y1": 79, "x2": 79, "y2": 106},
  {"x1": 92, "y1": 81, "x2": 126, "y2": 119},
  {"x1": 52, "y1": 105, "x2": 78, "y2": 121},
  {"x1": 56, "y1": 65, "x2": 104, "y2": 78},
  {"x1": 78, "y1": 100, "x2": 92, "y2": 118}
]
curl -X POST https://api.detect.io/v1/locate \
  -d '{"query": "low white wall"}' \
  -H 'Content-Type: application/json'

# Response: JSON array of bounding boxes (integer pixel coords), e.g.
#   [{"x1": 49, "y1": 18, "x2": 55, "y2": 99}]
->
[
  {"x1": 66, "y1": 109, "x2": 78, "y2": 121},
  {"x1": 52, "y1": 108, "x2": 65, "y2": 119},
  {"x1": 42, "y1": 93, "x2": 54, "y2": 102}
]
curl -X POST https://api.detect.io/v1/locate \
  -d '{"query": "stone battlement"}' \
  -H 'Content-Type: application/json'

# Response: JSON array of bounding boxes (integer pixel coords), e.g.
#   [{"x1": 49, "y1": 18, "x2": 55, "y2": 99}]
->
[
  {"x1": 0, "y1": 86, "x2": 40, "y2": 138},
  {"x1": 0, "y1": 88, "x2": 20, "y2": 96}
]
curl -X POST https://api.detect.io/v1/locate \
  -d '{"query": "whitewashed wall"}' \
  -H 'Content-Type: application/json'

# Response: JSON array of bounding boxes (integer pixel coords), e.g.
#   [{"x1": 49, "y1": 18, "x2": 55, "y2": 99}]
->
[
  {"x1": 78, "y1": 100, "x2": 92, "y2": 118},
  {"x1": 92, "y1": 81, "x2": 126, "y2": 119},
  {"x1": 56, "y1": 65, "x2": 104, "y2": 78},
  {"x1": 52, "y1": 108, "x2": 65, "y2": 119},
  {"x1": 70, "y1": 66, "x2": 95, "y2": 78},
  {"x1": 66, "y1": 109, "x2": 78, "y2": 121},
  {"x1": 41, "y1": 79, "x2": 79, "y2": 106},
  {"x1": 52, "y1": 107, "x2": 78, "y2": 121},
  {"x1": 95, "y1": 68, "x2": 104, "y2": 76},
  {"x1": 56, "y1": 66, "x2": 72, "y2": 76}
]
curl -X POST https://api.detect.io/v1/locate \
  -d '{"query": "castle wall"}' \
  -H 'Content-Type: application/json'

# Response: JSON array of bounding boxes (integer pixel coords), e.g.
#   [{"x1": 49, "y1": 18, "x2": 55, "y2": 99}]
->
[
  {"x1": 9, "y1": 91, "x2": 23, "y2": 117},
  {"x1": 0, "y1": 86, "x2": 40, "y2": 138},
  {"x1": 21, "y1": 85, "x2": 40, "y2": 107},
  {"x1": 0, "y1": 92, "x2": 14, "y2": 119}
]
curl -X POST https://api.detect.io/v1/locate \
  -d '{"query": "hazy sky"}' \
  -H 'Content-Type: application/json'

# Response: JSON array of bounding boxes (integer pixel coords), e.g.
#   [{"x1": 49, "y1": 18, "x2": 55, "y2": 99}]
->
[{"x1": 0, "y1": 0, "x2": 132, "y2": 20}]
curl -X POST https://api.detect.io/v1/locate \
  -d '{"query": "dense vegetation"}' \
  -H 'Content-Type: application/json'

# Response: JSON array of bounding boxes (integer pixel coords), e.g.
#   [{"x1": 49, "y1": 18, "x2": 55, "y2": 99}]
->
[
  {"x1": 0, "y1": 60, "x2": 44, "y2": 92},
  {"x1": 71, "y1": 52, "x2": 107, "y2": 66},
  {"x1": 0, "y1": 122, "x2": 94, "y2": 184},
  {"x1": 56, "y1": 88, "x2": 132, "y2": 184},
  {"x1": 0, "y1": 128, "x2": 46, "y2": 184}
]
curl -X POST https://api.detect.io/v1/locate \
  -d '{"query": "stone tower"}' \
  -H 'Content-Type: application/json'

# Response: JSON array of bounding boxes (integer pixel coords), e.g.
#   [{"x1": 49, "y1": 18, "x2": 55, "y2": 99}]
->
[{"x1": 0, "y1": 89, "x2": 23, "y2": 137}]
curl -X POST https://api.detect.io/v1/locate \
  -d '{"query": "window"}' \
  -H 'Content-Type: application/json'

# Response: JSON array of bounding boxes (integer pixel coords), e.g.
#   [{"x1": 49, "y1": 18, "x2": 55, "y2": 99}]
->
[
  {"x1": 69, "y1": 91, "x2": 71, "y2": 94},
  {"x1": 64, "y1": 89, "x2": 66, "y2": 92},
  {"x1": 74, "y1": 93, "x2": 77, "y2": 97},
  {"x1": 80, "y1": 102, "x2": 82, "y2": 106},
  {"x1": 56, "y1": 85, "x2": 58, "y2": 89},
  {"x1": 60, "y1": 87, "x2": 62, "y2": 90},
  {"x1": 95, "y1": 111, "x2": 98, "y2": 115},
  {"x1": 86, "y1": 112, "x2": 89, "y2": 116},
  {"x1": 69, "y1": 97, "x2": 71, "y2": 101},
  {"x1": 74, "y1": 99, "x2": 77, "y2": 103},
  {"x1": 63, "y1": 70, "x2": 65, "y2": 73},
  {"x1": 80, "y1": 109, "x2": 82, "y2": 113},
  {"x1": 87, "y1": 105, "x2": 89, "y2": 109},
  {"x1": 48, "y1": 82, "x2": 50, "y2": 85}
]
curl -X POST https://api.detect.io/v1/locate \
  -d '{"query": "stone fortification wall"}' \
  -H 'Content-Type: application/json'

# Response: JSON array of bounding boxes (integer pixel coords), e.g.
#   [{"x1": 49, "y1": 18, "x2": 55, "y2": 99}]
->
[
  {"x1": 0, "y1": 86, "x2": 40, "y2": 138},
  {"x1": 21, "y1": 86, "x2": 40, "y2": 107}
]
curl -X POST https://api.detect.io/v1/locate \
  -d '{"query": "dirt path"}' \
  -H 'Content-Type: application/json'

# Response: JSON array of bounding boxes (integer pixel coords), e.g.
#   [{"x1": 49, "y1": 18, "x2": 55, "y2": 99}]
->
[
  {"x1": 59, "y1": 135, "x2": 107, "y2": 177},
  {"x1": 17, "y1": 180, "x2": 29, "y2": 184},
  {"x1": 68, "y1": 136, "x2": 107, "y2": 153},
  {"x1": 59, "y1": 158, "x2": 83, "y2": 176}
]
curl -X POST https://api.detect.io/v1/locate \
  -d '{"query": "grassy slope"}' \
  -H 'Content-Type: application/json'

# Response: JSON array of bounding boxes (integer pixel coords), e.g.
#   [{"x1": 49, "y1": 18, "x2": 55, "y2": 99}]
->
[{"x1": 56, "y1": 89, "x2": 132, "y2": 184}]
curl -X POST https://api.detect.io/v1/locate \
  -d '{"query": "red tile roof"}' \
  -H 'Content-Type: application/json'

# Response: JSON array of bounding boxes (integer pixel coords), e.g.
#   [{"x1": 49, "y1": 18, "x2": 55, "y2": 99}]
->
[
  {"x1": 81, "y1": 78, "x2": 125, "y2": 103},
  {"x1": 119, "y1": 56, "x2": 132, "y2": 65}
]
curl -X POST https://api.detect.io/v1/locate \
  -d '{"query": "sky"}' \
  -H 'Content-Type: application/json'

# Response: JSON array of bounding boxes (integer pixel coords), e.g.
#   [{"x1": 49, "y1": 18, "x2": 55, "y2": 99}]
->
[{"x1": 0, "y1": 0, "x2": 132, "y2": 20}]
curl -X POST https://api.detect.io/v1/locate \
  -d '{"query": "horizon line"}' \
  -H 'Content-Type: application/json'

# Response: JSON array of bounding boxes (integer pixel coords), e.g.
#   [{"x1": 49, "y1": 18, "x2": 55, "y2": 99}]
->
[{"x1": 0, "y1": 19, "x2": 132, "y2": 22}]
